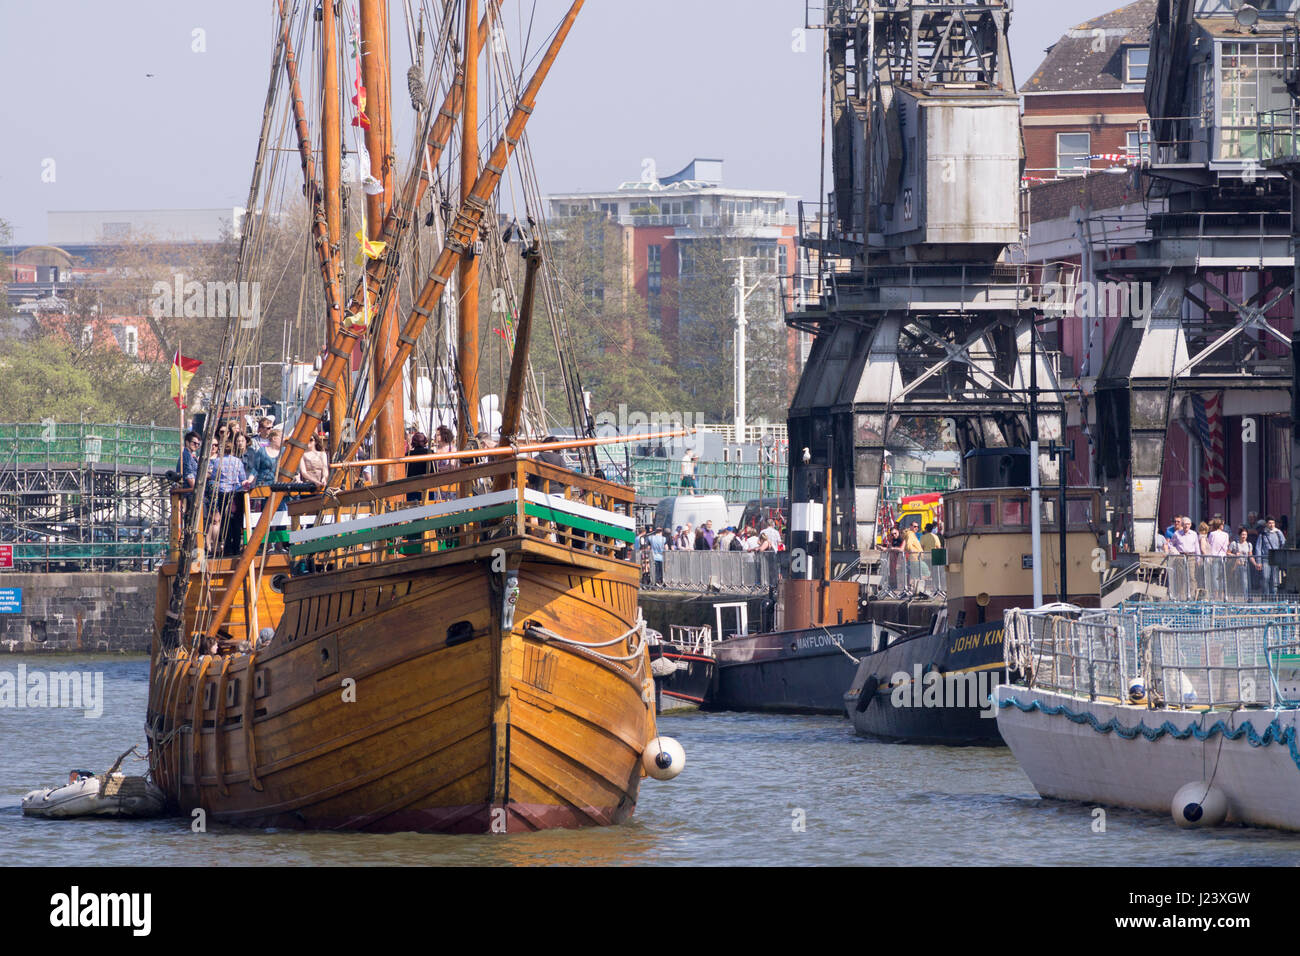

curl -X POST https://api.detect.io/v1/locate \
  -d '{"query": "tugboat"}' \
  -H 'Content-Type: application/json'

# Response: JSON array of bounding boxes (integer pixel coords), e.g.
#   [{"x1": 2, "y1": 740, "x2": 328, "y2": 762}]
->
[{"x1": 843, "y1": 449, "x2": 1104, "y2": 744}]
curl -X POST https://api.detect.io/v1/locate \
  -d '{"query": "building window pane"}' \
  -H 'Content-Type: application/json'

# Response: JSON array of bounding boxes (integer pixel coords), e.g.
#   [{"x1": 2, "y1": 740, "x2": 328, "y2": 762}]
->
[
  {"x1": 1057, "y1": 132, "x2": 1091, "y2": 175},
  {"x1": 1126, "y1": 47, "x2": 1149, "y2": 84},
  {"x1": 1218, "y1": 40, "x2": 1285, "y2": 160}
]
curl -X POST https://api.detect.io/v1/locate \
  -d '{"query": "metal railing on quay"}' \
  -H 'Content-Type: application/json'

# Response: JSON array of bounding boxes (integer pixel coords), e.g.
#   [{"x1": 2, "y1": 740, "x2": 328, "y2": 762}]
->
[
  {"x1": 639, "y1": 549, "x2": 778, "y2": 593},
  {"x1": 876, "y1": 549, "x2": 946, "y2": 598},
  {"x1": 1140, "y1": 553, "x2": 1289, "y2": 602}
]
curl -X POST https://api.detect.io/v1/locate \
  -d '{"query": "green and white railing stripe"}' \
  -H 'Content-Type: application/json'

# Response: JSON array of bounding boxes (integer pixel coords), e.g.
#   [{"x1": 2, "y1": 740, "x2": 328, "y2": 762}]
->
[{"x1": 287, "y1": 488, "x2": 634, "y2": 558}]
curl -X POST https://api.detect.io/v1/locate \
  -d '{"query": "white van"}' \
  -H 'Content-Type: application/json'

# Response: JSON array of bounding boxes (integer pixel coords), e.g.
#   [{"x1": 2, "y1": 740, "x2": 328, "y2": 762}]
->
[{"x1": 653, "y1": 495, "x2": 731, "y2": 535}]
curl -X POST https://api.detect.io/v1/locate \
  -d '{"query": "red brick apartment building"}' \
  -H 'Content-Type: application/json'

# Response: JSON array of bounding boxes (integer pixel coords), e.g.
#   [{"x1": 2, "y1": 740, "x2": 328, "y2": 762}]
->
[{"x1": 548, "y1": 159, "x2": 801, "y2": 378}]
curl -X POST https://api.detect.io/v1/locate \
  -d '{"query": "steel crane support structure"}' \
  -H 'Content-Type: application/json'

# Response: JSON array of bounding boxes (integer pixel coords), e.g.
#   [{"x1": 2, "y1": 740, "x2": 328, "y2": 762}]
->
[{"x1": 788, "y1": 0, "x2": 1063, "y2": 572}]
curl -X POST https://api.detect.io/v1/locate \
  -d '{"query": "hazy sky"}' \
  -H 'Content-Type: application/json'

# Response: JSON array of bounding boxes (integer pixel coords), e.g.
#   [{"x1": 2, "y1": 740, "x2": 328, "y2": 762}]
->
[{"x1": 1, "y1": 0, "x2": 1134, "y2": 244}]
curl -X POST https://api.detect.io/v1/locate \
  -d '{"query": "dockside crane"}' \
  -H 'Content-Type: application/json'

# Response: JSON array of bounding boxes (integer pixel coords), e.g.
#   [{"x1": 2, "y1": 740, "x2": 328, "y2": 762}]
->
[{"x1": 788, "y1": 0, "x2": 1064, "y2": 569}]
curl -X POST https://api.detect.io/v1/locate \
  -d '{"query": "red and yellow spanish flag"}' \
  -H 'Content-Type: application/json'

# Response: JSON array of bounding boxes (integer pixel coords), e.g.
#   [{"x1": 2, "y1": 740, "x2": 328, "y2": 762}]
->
[{"x1": 170, "y1": 350, "x2": 202, "y2": 408}]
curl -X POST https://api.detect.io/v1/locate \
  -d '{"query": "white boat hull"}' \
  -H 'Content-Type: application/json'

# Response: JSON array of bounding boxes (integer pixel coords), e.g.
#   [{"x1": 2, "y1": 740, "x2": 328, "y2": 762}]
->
[
  {"x1": 995, "y1": 685, "x2": 1300, "y2": 831},
  {"x1": 22, "y1": 775, "x2": 165, "y2": 820}
]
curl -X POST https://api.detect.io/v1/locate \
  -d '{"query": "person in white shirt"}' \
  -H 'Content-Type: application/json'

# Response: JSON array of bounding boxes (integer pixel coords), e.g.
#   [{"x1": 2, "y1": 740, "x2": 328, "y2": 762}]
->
[
  {"x1": 1206, "y1": 517, "x2": 1230, "y2": 556},
  {"x1": 757, "y1": 521, "x2": 782, "y2": 552},
  {"x1": 1170, "y1": 515, "x2": 1199, "y2": 555}
]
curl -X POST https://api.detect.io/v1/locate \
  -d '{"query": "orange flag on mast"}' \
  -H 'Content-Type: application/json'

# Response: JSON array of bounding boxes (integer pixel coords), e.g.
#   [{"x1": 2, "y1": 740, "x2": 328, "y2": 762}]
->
[{"x1": 170, "y1": 350, "x2": 202, "y2": 408}]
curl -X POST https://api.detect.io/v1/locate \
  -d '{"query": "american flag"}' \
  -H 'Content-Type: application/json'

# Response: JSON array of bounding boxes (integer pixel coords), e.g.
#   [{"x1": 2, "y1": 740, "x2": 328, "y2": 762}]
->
[{"x1": 1191, "y1": 392, "x2": 1227, "y2": 501}]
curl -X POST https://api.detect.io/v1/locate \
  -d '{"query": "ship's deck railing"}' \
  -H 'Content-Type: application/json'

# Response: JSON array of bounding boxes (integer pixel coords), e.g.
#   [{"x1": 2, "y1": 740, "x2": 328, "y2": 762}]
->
[
  {"x1": 282, "y1": 458, "x2": 636, "y2": 572},
  {"x1": 664, "y1": 624, "x2": 713, "y2": 655},
  {"x1": 1265, "y1": 623, "x2": 1300, "y2": 707},
  {"x1": 1005, "y1": 607, "x2": 1131, "y2": 702},
  {"x1": 1142, "y1": 624, "x2": 1273, "y2": 710},
  {"x1": 1006, "y1": 602, "x2": 1300, "y2": 708}
]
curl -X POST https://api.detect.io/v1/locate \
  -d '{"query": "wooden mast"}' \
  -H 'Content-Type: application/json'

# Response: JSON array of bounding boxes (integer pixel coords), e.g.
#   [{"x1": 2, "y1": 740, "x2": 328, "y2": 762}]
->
[
  {"x1": 322, "y1": 0, "x2": 347, "y2": 454},
  {"x1": 458, "y1": 0, "x2": 481, "y2": 446},
  {"x1": 202, "y1": 0, "x2": 586, "y2": 640},
  {"x1": 498, "y1": 240, "x2": 541, "y2": 445},
  {"x1": 282, "y1": 0, "x2": 344, "y2": 400},
  {"x1": 360, "y1": 0, "x2": 404, "y2": 481}
]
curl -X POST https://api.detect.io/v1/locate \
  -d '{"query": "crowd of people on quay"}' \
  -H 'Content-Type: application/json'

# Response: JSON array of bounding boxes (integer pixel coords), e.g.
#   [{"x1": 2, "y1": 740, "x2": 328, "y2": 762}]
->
[
  {"x1": 636, "y1": 520, "x2": 784, "y2": 586},
  {"x1": 1156, "y1": 512, "x2": 1290, "y2": 597}
]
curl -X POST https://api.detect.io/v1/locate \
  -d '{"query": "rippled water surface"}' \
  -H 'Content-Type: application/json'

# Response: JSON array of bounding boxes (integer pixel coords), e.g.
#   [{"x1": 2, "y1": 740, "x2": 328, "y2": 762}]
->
[{"x1": 2, "y1": 655, "x2": 1297, "y2": 865}]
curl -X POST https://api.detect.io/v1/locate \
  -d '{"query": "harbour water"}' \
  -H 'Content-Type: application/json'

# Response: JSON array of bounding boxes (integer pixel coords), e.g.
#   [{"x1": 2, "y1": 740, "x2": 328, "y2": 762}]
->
[{"x1": 1, "y1": 654, "x2": 1297, "y2": 866}]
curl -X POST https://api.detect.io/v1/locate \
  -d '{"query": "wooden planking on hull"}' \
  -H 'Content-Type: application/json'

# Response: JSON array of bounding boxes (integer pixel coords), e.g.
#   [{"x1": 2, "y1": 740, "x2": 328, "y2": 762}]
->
[{"x1": 150, "y1": 544, "x2": 655, "y2": 833}]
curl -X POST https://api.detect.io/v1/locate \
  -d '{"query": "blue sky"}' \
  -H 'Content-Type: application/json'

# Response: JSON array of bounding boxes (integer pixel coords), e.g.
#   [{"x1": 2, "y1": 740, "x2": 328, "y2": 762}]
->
[{"x1": 0, "y1": 0, "x2": 1133, "y2": 244}]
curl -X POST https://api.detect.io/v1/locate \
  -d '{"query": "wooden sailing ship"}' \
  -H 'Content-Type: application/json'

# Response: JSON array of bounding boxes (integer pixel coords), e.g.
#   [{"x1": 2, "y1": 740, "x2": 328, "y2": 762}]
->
[{"x1": 146, "y1": 0, "x2": 678, "y2": 833}]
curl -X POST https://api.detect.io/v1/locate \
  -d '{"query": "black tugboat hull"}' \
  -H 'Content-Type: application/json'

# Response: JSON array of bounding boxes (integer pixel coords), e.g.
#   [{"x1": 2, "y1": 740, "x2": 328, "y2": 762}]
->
[
  {"x1": 648, "y1": 645, "x2": 716, "y2": 714},
  {"x1": 843, "y1": 621, "x2": 1006, "y2": 746},
  {"x1": 708, "y1": 622, "x2": 885, "y2": 715}
]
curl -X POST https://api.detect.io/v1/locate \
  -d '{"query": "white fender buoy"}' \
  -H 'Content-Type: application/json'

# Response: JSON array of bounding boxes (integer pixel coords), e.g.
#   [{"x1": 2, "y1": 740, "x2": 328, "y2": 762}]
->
[
  {"x1": 1172, "y1": 781, "x2": 1228, "y2": 828},
  {"x1": 642, "y1": 736, "x2": 685, "y2": 781},
  {"x1": 1127, "y1": 677, "x2": 1146, "y2": 703}
]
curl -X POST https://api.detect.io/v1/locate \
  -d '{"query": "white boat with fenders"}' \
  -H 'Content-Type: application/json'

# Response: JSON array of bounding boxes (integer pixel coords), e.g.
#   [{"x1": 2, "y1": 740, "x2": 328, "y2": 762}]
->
[{"x1": 996, "y1": 601, "x2": 1300, "y2": 831}]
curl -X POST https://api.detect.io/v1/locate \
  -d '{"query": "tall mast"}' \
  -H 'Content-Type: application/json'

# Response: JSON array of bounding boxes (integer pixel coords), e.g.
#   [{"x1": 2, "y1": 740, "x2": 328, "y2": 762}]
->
[
  {"x1": 458, "y1": 0, "x2": 481, "y2": 445},
  {"x1": 322, "y1": 0, "x2": 347, "y2": 453},
  {"x1": 361, "y1": 0, "x2": 405, "y2": 480},
  {"x1": 203, "y1": 0, "x2": 587, "y2": 640}
]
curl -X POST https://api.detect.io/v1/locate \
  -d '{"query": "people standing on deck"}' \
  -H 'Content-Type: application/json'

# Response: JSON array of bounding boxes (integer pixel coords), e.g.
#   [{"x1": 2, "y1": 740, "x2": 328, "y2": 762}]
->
[
  {"x1": 1227, "y1": 526, "x2": 1253, "y2": 595},
  {"x1": 701, "y1": 521, "x2": 716, "y2": 550},
  {"x1": 694, "y1": 526, "x2": 709, "y2": 550},
  {"x1": 249, "y1": 416, "x2": 274, "y2": 451},
  {"x1": 404, "y1": 431, "x2": 431, "y2": 505},
  {"x1": 742, "y1": 525, "x2": 760, "y2": 552},
  {"x1": 297, "y1": 434, "x2": 330, "y2": 489},
  {"x1": 209, "y1": 442, "x2": 253, "y2": 557},
  {"x1": 758, "y1": 521, "x2": 783, "y2": 552},
  {"x1": 249, "y1": 429, "x2": 283, "y2": 486},
  {"x1": 178, "y1": 431, "x2": 201, "y2": 489},
  {"x1": 236, "y1": 434, "x2": 258, "y2": 481},
  {"x1": 1256, "y1": 516, "x2": 1286, "y2": 597}
]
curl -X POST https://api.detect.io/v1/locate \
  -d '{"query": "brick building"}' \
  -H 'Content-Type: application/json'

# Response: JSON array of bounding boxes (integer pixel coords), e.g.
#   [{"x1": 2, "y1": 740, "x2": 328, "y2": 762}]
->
[{"x1": 1021, "y1": 0, "x2": 1156, "y2": 180}]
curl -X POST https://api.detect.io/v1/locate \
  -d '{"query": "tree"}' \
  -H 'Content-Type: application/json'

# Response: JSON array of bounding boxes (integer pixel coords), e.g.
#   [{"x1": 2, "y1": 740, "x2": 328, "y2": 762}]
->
[
  {"x1": 496, "y1": 211, "x2": 691, "y2": 430},
  {"x1": 0, "y1": 217, "x2": 11, "y2": 322},
  {"x1": 670, "y1": 235, "x2": 793, "y2": 424}
]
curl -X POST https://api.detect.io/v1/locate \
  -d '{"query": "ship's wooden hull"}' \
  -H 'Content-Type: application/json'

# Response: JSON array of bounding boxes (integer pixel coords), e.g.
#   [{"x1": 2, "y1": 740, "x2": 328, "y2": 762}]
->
[{"x1": 146, "y1": 538, "x2": 655, "y2": 833}]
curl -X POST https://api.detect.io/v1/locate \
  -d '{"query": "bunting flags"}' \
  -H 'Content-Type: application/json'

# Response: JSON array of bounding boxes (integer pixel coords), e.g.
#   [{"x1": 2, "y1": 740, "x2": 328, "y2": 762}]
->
[
  {"x1": 351, "y1": 85, "x2": 371, "y2": 130},
  {"x1": 344, "y1": 290, "x2": 377, "y2": 329},
  {"x1": 170, "y1": 350, "x2": 202, "y2": 408},
  {"x1": 354, "y1": 228, "x2": 387, "y2": 261}
]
